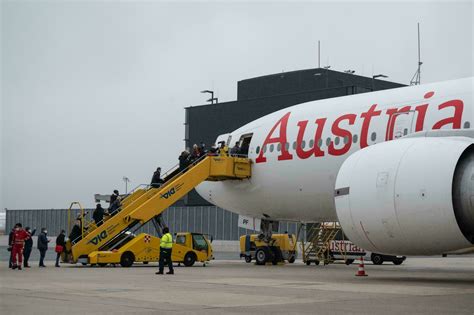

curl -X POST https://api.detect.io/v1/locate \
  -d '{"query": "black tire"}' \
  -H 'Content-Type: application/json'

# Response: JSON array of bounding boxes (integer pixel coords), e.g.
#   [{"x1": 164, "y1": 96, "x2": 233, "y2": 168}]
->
[
  {"x1": 392, "y1": 258, "x2": 404, "y2": 265},
  {"x1": 288, "y1": 255, "x2": 296, "y2": 264},
  {"x1": 81, "y1": 262, "x2": 87, "y2": 266},
  {"x1": 345, "y1": 259, "x2": 355, "y2": 265},
  {"x1": 184, "y1": 252, "x2": 196, "y2": 267},
  {"x1": 98, "y1": 263, "x2": 108, "y2": 267},
  {"x1": 245, "y1": 256, "x2": 252, "y2": 263},
  {"x1": 315, "y1": 260, "x2": 320, "y2": 265},
  {"x1": 120, "y1": 252, "x2": 135, "y2": 267},
  {"x1": 143, "y1": 261, "x2": 149, "y2": 265},
  {"x1": 255, "y1": 247, "x2": 270, "y2": 265},
  {"x1": 371, "y1": 254, "x2": 384, "y2": 265},
  {"x1": 270, "y1": 246, "x2": 283, "y2": 265},
  {"x1": 305, "y1": 260, "x2": 311, "y2": 266}
]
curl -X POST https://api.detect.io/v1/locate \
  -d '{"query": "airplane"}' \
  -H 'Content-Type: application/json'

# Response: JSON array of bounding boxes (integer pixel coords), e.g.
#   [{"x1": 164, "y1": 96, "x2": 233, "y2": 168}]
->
[{"x1": 196, "y1": 76, "x2": 474, "y2": 256}]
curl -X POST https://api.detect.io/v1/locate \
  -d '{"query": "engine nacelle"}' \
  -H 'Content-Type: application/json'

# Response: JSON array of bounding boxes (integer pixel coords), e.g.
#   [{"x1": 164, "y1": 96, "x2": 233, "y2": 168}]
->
[{"x1": 335, "y1": 137, "x2": 474, "y2": 255}]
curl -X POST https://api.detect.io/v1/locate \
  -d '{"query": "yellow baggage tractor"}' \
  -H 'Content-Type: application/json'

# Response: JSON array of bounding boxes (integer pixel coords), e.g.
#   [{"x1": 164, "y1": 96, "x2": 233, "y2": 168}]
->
[
  {"x1": 240, "y1": 233, "x2": 297, "y2": 265},
  {"x1": 87, "y1": 232, "x2": 213, "y2": 267}
]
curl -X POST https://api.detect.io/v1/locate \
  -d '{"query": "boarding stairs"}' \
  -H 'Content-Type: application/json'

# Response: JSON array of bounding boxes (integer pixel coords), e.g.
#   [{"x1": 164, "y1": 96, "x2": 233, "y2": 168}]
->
[
  {"x1": 301, "y1": 222, "x2": 342, "y2": 265},
  {"x1": 68, "y1": 154, "x2": 251, "y2": 263}
]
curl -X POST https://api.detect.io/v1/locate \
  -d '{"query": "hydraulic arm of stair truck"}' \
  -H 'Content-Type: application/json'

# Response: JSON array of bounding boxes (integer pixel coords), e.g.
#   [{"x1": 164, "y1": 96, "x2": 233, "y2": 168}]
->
[{"x1": 69, "y1": 155, "x2": 251, "y2": 262}]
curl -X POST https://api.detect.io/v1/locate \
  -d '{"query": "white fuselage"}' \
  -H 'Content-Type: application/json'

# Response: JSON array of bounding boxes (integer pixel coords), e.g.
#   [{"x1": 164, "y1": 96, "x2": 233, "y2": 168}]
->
[{"x1": 196, "y1": 77, "x2": 473, "y2": 222}]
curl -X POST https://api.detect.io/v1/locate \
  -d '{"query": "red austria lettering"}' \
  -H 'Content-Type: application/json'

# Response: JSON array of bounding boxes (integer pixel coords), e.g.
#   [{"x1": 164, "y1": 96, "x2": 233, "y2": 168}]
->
[
  {"x1": 295, "y1": 118, "x2": 326, "y2": 159},
  {"x1": 360, "y1": 105, "x2": 381, "y2": 148},
  {"x1": 328, "y1": 114, "x2": 356, "y2": 156},
  {"x1": 255, "y1": 112, "x2": 293, "y2": 163},
  {"x1": 432, "y1": 99, "x2": 464, "y2": 129}
]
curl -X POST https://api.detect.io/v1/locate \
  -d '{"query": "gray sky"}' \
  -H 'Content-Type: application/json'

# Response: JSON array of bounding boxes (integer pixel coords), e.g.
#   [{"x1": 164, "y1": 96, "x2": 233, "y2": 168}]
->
[{"x1": 1, "y1": 1, "x2": 473, "y2": 210}]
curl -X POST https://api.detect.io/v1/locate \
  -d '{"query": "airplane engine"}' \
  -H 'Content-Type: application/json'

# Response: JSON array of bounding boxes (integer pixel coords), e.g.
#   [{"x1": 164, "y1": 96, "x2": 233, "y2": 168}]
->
[{"x1": 335, "y1": 136, "x2": 474, "y2": 255}]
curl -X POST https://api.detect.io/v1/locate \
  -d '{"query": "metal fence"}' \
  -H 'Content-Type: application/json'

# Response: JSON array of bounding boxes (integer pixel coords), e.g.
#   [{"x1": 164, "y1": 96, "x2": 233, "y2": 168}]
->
[{"x1": 6, "y1": 207, "x2": 303, "y2": 241}]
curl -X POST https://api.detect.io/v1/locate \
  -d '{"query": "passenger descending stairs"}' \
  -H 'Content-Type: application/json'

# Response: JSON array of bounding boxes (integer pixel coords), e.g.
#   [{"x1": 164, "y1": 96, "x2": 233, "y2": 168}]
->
[{"x1": 301, "y1": 222, "x2": 341, "y2": 265}]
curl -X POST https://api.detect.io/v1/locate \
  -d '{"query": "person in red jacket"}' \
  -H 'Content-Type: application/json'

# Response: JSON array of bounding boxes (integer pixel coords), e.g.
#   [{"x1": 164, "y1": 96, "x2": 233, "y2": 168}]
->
[{"x1": 11, "y1": 223, "x2": 30, "y2": 270}]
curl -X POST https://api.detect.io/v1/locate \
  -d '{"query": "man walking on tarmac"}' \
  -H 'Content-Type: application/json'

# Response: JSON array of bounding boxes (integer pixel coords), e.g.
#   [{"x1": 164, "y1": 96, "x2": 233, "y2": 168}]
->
[
  {"x1": 11, "y1": 223, "x2": 30, "y2": 270},
  {"x1": 156, "y1": 227, "x2": 174, "y2": 275}
]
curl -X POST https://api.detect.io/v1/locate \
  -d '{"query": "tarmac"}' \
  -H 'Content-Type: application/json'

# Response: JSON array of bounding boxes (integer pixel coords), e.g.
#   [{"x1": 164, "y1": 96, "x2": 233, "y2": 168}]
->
[{"x1": 1, "y1": 256, "x2": 474, "y2": 314}]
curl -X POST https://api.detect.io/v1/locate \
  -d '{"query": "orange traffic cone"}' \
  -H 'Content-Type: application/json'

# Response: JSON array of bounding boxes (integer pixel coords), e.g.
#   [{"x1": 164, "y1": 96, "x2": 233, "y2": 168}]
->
[{"x1": 355, "y1": 256, "x2": 368, "y2": 277}]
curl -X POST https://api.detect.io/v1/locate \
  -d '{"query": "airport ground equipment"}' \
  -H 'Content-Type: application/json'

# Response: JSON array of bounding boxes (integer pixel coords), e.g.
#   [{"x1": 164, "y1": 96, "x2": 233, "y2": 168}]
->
[
  {"x1": 301, "y1": 222, "x2": 342, "y2": 265},
  {"x1": 66, "y1": 154, "x2": 251, "y2": 266},
  {"x1": 87, "y1": 232, "x2": 213, "y2": 267},
  {"x1": 240, "y1": 234, "x2": 297, "y2": 265}
]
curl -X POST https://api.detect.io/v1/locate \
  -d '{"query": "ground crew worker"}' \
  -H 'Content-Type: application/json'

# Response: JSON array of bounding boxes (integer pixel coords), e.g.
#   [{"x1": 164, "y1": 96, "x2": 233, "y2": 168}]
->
[
  {"x1": 8, "y1": 224, "x2": 19, "y2": 268},
  {"x1": 156, "y1": 227, "x2": 174, "y2": 275},
  {"x1": 11, "y1": 223, "x2": 30, "y2": 270},
  {"x1": 23, "y1": 227, "x2": 36, "y2": 268},
  {"x1": 151, "y1": 167, "x2": 164, "y2": 188},
  {"x1": 230, "y1": 142, "x2": 240, "y2": 156}
]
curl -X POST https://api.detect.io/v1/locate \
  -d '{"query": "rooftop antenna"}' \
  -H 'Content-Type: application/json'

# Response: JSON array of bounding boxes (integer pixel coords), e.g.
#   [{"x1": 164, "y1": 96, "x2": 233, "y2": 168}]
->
[
  {"x1": 410, "y1": 23, "x2": 422, "y2": 85},
  {"x1": 318, "y1": 40, "x2": 321, "y2": 68}
]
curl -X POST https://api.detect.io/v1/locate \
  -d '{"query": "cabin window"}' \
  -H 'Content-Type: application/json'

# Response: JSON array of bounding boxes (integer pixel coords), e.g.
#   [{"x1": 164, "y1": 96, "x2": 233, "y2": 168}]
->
[
  {"x1": 464, "y1": 121, "x2": 470, "y2": 129},
  {"x1": 335, "y1": 137, "x2": 340, "y2": 145},
  {"x1": 285, "y1": 142, "x2": 290, "y2": 150},
  {"x1": 343, "y1": 136, "x2": 349, "y2": 144},
  {"x1": 353, "y1": 134, "x2": 358, "y2": 143},
  {"x1": 256, "y1": 146, "x2": 260, "y2": 154},
  {"x1": 277, "y1": 143, "x2": 281, "y2": 152},
  {"x1": 326, "y1": 137, "x2": 331, "y2": 146},
  {"x1": 292, "y1": 141, "x2": 297, "y2": 150},
  {"x1": 309, "y1": 139, "x2": 314, "y2": 148},
  {"x1": 371, "y1": 132, "x2": 377, "y2": 141},
  {"x1": 301, "y1": 140, "x2": 306, "y2": 149},
  {"x1": 270, "y1": 144, "x2": 274, "y2": 152},
  {"x1": 318, "y1": 139, "x2": 323, "y2": 147},
  {"x1": 263, "y1": 145, "x2": 267, "y2": 153}
]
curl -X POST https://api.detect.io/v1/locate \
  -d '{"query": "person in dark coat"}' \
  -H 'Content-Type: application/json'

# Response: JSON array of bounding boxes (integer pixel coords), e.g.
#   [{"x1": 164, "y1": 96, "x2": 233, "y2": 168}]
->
[
  {"x1": 23, "y1": 227, "x2": 36, "y2": 268},
  {"x1": 8, "y1": 224, "x2": 19, "y2": 268},
  {"x1": 109, "y1": 190, "x2": 119, "y2": 206},
  {"x1": 230, "y1": 142, "x2": 241, "y2": 156},
  {"x1": 151, "y1": 167, "x2": 164, "y2": 188},
  {"x1": 179, "y1": 150, "x2": 190, "y2": 172},
  {"x1": 92, "y1": 204, "x2": 105, "y2": 226},
  {"x1": 37, "y1": 228, "x2": 50, "y2": 267},
  {"x1": 55, "y1": 230, "x2": 66, "y2": 267},
  {"x1": 69, "y1": 220, "x2": 82, "y2": 244}
]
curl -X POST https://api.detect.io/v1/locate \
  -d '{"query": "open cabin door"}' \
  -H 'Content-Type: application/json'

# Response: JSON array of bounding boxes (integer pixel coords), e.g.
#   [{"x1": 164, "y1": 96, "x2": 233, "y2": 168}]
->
[
  {"x1": 388, "y1": 111, "x2": 416, "y2": 140},
  {"x1": 238, "y1": 133, "x2": 253, "y2": 157}
]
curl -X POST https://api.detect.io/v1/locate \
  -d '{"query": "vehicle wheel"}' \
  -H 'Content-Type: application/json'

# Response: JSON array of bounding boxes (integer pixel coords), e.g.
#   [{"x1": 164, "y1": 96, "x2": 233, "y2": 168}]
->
[
  {"x1": 288, "y1": 255, "x2": 296, "y2": 264},
  {"x1": 270, "y1": 246, "x2": 282, "y2": 265},
  {"x1": 255, "y1": 247, "x2": 270, "y2": 265},
  {"x1": 305, "y1": 260, "x2": 311, "y2": 266},
  {"x1": 184, "y1": 252, "x2": 196, "y2": 267},
  {"x1": 120, "y1": 252, "x2": 135, "y2": 267},
  {"x1": 345, "y1": 259, "x2": 354, "y2": 265},
  {"x1": 98, "y1": 263, "x2": 108, "y2": 267},
  {"x1": 81, "y1": 262, "x2": 87, "y2": 266},
  {"x1": 245, "y1": 256, "x2": 252, "y2": 263},
  {"x1": 392, "y1": 258, "x2": 404, "y2": 265},
  {"x1": 371, "y1": 254, "x2": 384, "y2": 265},
  {"x1": 143, "y1": 261, "x2": 149, "y2": 265},
  {"x1": 315, "y1": 260, "x2": 320, "y2": 265}
]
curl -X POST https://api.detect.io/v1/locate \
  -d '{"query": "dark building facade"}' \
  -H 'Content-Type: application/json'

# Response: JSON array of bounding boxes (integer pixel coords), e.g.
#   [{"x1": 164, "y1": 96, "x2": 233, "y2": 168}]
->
[{"x1": 185, "y1": 68, "x2": 405, "y2": 205}]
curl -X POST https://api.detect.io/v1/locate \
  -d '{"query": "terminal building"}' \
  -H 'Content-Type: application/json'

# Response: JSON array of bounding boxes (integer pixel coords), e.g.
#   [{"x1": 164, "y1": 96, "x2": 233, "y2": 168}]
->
[{"x1": 6, "y1": 68, "x2": 406, "y2": 240}]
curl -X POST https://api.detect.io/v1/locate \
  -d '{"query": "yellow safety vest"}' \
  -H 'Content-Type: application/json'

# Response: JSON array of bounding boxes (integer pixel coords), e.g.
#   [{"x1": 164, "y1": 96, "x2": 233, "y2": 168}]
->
[{"x1": 160, "y1": 233, "x2": 173, "y2": 249}]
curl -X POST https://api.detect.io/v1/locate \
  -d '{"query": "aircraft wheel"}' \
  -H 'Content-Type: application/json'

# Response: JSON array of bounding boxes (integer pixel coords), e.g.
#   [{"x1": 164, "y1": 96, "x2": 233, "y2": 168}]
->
[{"x1": 345, "y1": 259, "x2": 354, "y2": 265}]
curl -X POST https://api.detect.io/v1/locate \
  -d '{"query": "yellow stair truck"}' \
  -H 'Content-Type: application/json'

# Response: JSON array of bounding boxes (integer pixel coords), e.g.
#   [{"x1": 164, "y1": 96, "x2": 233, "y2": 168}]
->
[{"x1": 65, "y1": 154, "x2": 251, "y2": 267}]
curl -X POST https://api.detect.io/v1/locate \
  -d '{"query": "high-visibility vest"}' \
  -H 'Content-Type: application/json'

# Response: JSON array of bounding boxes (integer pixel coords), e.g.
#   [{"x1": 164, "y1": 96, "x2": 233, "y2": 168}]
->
[{"x1": 160, "y1": 233, "x2": 173, "y2": 249}]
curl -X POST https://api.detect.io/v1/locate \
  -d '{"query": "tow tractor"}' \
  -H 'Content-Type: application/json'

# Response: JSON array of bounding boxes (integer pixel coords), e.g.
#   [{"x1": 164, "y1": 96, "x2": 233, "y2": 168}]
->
[{"x1": 240, "y1": 233, "x2": 297, "y2": 264}]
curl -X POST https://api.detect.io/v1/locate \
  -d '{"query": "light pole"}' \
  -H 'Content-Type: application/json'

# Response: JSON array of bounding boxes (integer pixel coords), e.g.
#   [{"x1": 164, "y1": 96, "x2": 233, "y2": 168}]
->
[
  {"x1": 122, "y1": 176, "x2": 130, "y2": 194},
  {"x1": 201, "y1": 90, "x2": 218, "y2": 104},
  {"x1": 372, "y1": 74, "x2": 388, "y2": 91}
]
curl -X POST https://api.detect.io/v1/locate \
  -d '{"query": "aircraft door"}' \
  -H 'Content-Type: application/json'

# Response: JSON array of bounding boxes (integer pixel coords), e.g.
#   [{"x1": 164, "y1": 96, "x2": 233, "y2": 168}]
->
[{"x1": 389, "y1": 111, "x2": 416, "y2": 140}]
